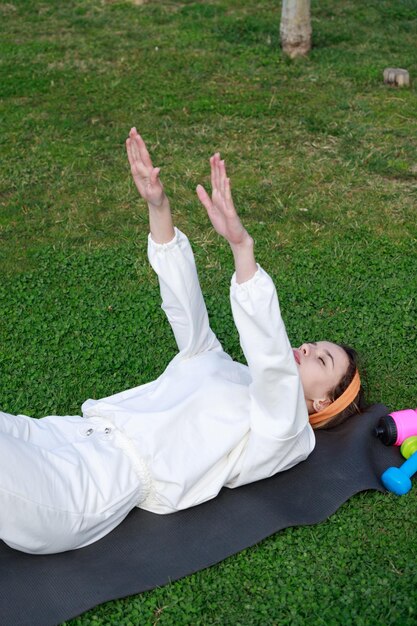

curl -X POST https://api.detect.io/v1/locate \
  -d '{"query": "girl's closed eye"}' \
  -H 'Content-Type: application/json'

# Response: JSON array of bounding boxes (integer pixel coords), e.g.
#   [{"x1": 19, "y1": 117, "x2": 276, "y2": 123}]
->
[{"x1": 319, "y1": 357, "x2": 325, "y2": 366}]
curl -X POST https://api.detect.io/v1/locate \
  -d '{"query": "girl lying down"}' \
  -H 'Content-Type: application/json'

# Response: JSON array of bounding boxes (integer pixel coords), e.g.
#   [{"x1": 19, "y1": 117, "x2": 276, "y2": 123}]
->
[{"x1": 0, "y1": 129, "x2": 365, "y2": 554}]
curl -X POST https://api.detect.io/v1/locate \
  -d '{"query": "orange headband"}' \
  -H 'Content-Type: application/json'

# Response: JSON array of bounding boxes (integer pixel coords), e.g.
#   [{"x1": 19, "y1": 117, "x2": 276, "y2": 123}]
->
[{"x1": 309, "y1": 370, "x2": 361, "y2": 427}]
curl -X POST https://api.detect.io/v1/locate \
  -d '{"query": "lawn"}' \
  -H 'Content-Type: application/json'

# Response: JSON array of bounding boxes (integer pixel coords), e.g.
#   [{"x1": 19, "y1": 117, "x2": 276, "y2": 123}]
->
[{"x1": 1, "y1": 0, "x2": 417, "y2": 623}]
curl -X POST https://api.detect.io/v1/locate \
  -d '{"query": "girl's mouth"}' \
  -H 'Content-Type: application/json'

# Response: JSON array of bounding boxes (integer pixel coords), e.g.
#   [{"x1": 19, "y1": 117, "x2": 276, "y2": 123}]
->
[{"x1": 293, "y1": 349, "x2": 300, "y2": 364}]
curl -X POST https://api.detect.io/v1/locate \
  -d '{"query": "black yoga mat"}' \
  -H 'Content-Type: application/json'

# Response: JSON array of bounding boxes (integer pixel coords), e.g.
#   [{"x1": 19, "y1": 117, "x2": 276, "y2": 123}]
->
[{"x1": 0, "y1": 404, "x2": 403, "y2": 626}]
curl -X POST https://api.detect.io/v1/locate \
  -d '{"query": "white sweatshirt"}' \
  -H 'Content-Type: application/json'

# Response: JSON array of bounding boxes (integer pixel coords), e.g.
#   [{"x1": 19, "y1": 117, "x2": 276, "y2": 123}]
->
[{"x1": 82, "y1": 228, "x2": 315, "y2": 514}]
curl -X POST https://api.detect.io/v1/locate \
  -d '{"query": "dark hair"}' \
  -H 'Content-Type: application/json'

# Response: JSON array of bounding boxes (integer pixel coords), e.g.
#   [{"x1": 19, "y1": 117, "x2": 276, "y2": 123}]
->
[{"x1": 313, "y1": 344, "x2": 367, "y2": 430}]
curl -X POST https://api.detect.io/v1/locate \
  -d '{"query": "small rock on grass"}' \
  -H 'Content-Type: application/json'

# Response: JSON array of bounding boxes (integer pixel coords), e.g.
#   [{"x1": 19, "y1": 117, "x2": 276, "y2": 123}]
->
[{"x1": 383, "y1": 68, "x2": 410, "y2": 87}]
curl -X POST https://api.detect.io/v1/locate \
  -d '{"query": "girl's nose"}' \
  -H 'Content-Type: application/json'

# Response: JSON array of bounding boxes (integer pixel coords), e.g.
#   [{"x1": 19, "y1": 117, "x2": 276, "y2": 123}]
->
[{"x1": 300, "y1": 343, "x2": 310, "y2": 356}]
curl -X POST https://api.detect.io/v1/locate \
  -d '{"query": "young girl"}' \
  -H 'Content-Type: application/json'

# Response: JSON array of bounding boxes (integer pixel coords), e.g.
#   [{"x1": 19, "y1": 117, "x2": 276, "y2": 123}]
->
[{"x1": 0, "y1": 129, "x2": 365, "y2": 555}]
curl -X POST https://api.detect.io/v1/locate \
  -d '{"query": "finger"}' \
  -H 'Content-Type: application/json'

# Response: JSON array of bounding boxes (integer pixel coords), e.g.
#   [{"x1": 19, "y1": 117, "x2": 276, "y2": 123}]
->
[
  {"x1": 214, "y1": 153, "x2": 222, "y2": 192},
  {"x1": 150, "y1": 167, "x2": 161, "y2": 186},
  {"x1": 210, "y1": 153, "x2": 220, "y2": 192},
  {"x1": 127, "y1": 139, "x2": 145, "y2": 176},
  {"x1": 196, "y1": 184, "x2": 214, "y2": 213},
  {"x1": 126, "y1": 138, "x2": 142, "y2": 171},
  {"x1": 126, "y1": 138, "x2": 135, "y2": 168},
  {"x1": 128, "y1": 128, "x2": 142, "y2": 162},
  {"x1": 222, "y1": 159, "x2": 229, "y2": 187},
  {"x1": 135, "y1": 133, "x2": 153, "y2": 168},
  {"x1": 130, "y1": 134, "x2": 142, "y2": 164},
  {"x1": 210, "y1": 155, "x2": 217, "y2": 192},
  {"x1": 219, "y1": 160, "x2": 227, "y2": 196},
  {"x1": 127, "y1": 139, "x2": 150, "y2": 179},
  {"x1": 225, "y1": 177, "x2": 233, "y2": 206}
]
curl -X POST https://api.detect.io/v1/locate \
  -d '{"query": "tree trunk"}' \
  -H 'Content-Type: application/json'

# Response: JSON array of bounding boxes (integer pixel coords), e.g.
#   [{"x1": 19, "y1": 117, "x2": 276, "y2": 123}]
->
[{"x1": 280, "y1": 0, "x2": 312, "y2": 58}]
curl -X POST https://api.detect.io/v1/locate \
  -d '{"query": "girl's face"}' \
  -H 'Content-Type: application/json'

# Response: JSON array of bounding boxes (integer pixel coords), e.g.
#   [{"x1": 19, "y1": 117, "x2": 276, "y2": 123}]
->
[{"x1": 292, "y1": 341, "x2": 349, "y2": 414}]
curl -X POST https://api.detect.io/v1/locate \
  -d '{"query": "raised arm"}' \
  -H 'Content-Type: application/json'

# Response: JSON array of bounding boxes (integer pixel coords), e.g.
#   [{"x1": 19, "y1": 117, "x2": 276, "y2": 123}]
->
[
  {"x1": 126, "y1": 127, "x2": 174, "y2": 244},
  {"x1": 197, "y1": 154, "x2": 313, "y2": 484},
  {"x1": 126, "y1": 129, "x2": 222, "y2": 358}
]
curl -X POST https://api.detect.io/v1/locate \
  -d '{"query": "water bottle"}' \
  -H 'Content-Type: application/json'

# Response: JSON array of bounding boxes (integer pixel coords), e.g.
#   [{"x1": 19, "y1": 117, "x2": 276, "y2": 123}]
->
[{"x1": 374, "y1": 408, "x2": 417, "y2": 446}]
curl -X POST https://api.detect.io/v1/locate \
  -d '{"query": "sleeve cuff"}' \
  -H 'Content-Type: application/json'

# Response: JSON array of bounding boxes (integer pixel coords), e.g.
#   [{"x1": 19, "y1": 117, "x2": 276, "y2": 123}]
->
[
  {"x1": 230, "y1": 264, "x2": 265, "y2": 292},
  {"x1": 148, "y1": 227, "x2": 183, "y2": 251}
]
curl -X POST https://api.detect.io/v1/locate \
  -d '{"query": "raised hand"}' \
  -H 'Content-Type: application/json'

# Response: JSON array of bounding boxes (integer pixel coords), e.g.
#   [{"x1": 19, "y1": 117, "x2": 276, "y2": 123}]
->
[
  {"x1": 126, "y1": 128, "x2": 174, "y2": 243},
  {"x1": 196, "y1": 153, "x2": 249, "y2": 247},
  {"x1": 126, "y1": 128, "x2": 165, "y2": 208},
  {"x1": 197, "y1": 153, "x2": 256, "y2": 283}
]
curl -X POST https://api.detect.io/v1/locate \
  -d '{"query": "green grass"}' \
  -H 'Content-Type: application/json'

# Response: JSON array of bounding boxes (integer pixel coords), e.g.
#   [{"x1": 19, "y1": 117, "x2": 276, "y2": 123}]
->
[{"x1": 1, "y1": 0, "x2": 417, "y2": 623}]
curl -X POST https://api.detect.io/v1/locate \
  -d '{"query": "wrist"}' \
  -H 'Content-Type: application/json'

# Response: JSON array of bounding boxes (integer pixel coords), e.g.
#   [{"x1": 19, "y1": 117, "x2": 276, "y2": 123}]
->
[
  {"x1": 148, "y1": 193, "x2": 175, "y2": 244},
  {"x1": 148, "y1": 194, "x2": 169, "y2": 211},
  {"x1": 230, "y1": 234, "x2": 257, "y2": 284},
  {"x1": 230, "y1": 232, "x2": 254, "y2": 254}
]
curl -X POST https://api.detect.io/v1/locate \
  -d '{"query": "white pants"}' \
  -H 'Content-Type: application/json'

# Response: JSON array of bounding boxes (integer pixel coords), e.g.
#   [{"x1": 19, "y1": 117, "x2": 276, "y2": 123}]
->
[{"x1": 0, "y1": 411, "x2": 144, "y2": 554}]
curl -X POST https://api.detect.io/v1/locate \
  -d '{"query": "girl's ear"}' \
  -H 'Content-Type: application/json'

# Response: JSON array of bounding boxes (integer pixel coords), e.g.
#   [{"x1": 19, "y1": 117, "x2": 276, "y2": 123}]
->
[{"x1": 313, "y1": 397, "x2": 331, "y2": 413}]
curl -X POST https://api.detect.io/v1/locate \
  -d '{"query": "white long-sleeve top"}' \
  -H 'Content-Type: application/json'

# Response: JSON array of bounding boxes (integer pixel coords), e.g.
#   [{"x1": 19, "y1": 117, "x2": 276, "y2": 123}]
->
[{"x1": 82, "y1": 228, "x2": 315, "y2": 514}]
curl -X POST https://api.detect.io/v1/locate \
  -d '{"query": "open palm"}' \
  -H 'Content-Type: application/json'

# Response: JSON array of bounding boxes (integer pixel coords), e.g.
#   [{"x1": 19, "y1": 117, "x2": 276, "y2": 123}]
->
[
  {"x1": 126, "y1": 128, "x2": 165, "y2": 207},
  {"x1": 196, "y1": 153, "x2": 247, "y2": 246}
]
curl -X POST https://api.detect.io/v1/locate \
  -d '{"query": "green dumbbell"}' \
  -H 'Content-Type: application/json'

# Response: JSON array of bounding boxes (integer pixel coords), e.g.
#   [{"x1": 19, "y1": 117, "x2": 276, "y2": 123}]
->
[{"x1": 400, "y1": 436, "x2": 417, "y2": 459}]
